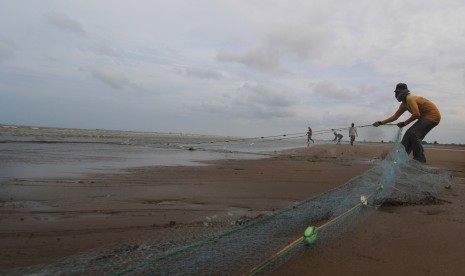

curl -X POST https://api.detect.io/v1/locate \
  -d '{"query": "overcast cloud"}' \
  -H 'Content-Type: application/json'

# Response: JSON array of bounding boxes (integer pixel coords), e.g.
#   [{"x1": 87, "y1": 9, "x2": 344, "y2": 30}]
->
[
  {"x1": 44, "y1": 11, "x2": 86, "y2": 36},
  {"x1": 1, "y1": 0, "x2": 465, "y2": 143}
]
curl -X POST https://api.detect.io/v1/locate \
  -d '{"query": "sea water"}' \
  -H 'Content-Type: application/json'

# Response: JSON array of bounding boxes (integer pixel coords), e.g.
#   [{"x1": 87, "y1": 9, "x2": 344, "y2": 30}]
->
[{"x1": 0, "y1": 125, "x2": 307, "y2": 179}]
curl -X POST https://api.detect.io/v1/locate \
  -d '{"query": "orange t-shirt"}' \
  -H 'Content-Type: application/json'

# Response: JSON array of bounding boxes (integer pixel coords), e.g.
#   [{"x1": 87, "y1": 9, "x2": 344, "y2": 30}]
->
[{"x1": 382, "y1": 94, "x2": 441, "y2": 125}]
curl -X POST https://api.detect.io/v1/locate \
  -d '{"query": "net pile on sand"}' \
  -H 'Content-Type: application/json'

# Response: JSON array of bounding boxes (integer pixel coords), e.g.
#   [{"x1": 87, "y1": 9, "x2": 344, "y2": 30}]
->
[{"x1": 12, "y1": 129, "x2": 451, "y2": 276}]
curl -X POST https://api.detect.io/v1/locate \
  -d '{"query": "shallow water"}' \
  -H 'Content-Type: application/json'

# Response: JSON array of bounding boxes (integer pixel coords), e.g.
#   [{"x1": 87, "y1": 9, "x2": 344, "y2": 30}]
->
[
  {"x1": 0, "y1": 142, "x2": 258, "y2": 178},
  {"x1": 0, "y1": 125, "x2": 306, "y2": 179}
]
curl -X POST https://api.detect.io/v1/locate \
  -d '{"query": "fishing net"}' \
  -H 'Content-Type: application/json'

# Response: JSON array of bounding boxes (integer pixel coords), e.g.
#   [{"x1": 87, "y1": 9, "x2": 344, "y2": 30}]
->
[{"x1": 9, "y1": 128, "x2": 451, "y2": 276}]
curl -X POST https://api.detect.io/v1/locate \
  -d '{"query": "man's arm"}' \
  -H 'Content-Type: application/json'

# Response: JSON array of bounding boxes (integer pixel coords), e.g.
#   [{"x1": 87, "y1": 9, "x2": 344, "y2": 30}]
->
[
  {"x1": 373, "y1": 104, "x2": 407, "y2": 127},
  {"x1": 381, "y1": 104, "x2": 407, "y2": 124}
]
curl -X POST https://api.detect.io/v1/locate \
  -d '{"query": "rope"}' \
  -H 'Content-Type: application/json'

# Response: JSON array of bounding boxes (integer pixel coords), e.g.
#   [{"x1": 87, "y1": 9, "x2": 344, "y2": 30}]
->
[{"x1": 182, "y1": 123, "x2": 390, "y2": 149}]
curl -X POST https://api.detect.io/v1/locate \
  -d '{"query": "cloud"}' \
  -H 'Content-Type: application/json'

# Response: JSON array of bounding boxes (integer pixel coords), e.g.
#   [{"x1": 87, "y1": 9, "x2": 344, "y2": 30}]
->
[
  {"x1": 181, "y1": 67, "x2": 225, "y2": 80},
  {"x1": 0, "y1": 38, "x2": 15, "y2": 61},
  {"x1": 264, "y1": 24, "x2": 328, "y2": 60},
  {"x1": 217, "y1": 23, "x2": 328, "y2": 74},
  {"x1": 92, "y1": 67, "x2": 129, "y2": 89},
  {"x1": 97, "y1": 44, "x2": 119, "y2": 57},
  {"x1": 229, "y1": 83, "x2": 297, "y2": 118},
  {"x1": 189, "y1": 82, "x2": 298, "y2": 119},
  {"x1": 44, "y1": 11, "x2": 86, "y2": 36},
  {"x1": 313, "y1": 81, "x2": 355, "y2": 100},
  {"x1": 237, "y1": 83, "x2": 297, "y2": 107},
  {"x1": 217, "y1": 47, "x2": 283, "y2": 73}
]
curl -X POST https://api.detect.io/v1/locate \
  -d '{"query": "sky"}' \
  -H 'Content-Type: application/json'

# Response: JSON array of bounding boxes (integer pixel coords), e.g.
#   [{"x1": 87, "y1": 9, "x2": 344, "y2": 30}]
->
[{"x1": 1, "y1": 0, "x2": 465, "y2": 144}]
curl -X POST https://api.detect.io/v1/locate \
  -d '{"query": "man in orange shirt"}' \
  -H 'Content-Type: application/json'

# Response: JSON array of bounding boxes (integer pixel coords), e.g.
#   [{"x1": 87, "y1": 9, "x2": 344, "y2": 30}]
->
[{"x1": 373, "y1": 83, "x2": 441, "y2": 163}]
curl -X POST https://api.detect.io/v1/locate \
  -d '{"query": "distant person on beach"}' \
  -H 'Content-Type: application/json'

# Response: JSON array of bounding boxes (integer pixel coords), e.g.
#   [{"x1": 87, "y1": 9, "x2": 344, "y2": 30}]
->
[
  {"x1": 372, "y1": 83, "x2": 441, "y2": 163},
  {"x1": 306, "y1": 126, "x2": 314, "y2": 146},
  {"x1": 349, "y1": 123, "x2": 358, "y2": 146},
  {"x1": 333, "y1": 131, "x2": 343, "y2": 144}
]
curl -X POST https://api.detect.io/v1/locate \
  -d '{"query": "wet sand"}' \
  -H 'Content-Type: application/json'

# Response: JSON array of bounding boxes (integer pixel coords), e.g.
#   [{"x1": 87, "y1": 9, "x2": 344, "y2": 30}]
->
[{"x1": 0, "y1": 144, "x2": 464, "y2": 275}]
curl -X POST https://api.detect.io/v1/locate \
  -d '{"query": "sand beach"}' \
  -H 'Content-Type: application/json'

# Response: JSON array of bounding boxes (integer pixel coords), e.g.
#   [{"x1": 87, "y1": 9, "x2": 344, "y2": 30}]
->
[{"x1": 0, "y1": 130, "x2": 464, "y2": 275}]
